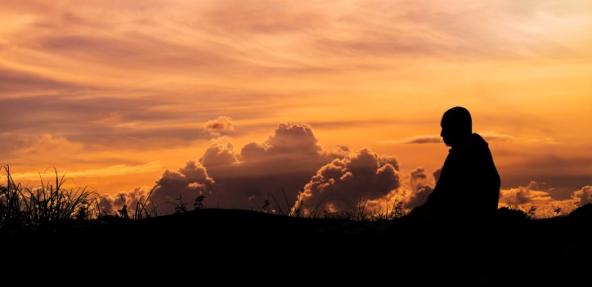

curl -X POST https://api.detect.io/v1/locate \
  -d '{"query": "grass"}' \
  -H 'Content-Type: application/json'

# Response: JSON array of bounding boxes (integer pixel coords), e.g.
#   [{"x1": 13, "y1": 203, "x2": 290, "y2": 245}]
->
[
  {"x1": 0, "y1": 165, "x2": 96, "y2": 232},
  {"x1": 0, "y1": 165, "x2": 158, "y2": 233}
]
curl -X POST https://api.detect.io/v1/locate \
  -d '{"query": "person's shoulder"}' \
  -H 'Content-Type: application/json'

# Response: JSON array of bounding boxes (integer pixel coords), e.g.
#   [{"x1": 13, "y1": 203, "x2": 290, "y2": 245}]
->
[
  {"x1": 471, "y1": 133, "x2": 486, "y2": 142},
  {"x1": 470, "y1": 133, "x2": 489, "y2": 147}
]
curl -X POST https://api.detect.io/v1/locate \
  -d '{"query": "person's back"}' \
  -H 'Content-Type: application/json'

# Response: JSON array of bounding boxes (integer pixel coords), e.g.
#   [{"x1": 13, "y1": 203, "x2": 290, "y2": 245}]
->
[{"x1": 409, "y1": 107, "x2": 500, "y2": 222}]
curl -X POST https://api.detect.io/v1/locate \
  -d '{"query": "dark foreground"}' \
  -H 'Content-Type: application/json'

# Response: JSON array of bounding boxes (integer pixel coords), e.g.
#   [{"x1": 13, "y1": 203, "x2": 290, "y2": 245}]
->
[{"x1": 4, "y1": 206, "x2": 592, "y2": 286}]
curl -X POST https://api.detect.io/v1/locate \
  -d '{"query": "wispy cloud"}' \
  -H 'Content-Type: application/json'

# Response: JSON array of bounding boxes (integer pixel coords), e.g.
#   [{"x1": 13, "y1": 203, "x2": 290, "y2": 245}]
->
[
  {"x1": 378, "y1": 135, "x2": 442, "y2": 145},
  {"x1": 9, "y1": 161, "x2": 163, "y2": 182},
  {"x1": 379, "y1": 132, "x2": 524, "y2": 145}
]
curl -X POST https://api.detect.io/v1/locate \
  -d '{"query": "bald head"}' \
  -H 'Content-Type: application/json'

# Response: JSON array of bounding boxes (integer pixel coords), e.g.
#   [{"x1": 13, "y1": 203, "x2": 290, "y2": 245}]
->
[{"x1": 440, "y1": 107, "x2": 472, "y2": 147}]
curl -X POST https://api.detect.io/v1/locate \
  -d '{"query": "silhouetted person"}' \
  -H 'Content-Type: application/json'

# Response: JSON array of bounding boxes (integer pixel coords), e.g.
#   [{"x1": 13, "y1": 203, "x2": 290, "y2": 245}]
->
[{"x1": 409, "y1": 107, "x2": 500, "y2": 222}]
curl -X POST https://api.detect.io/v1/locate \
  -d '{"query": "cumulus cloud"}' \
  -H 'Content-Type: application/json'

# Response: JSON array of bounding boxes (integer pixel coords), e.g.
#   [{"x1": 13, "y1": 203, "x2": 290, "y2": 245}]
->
[
  {"x1": 571, "y1": 186, "x2": 592, "y2": 207},
  {"x1": 97, "y1": 188, "x2": 150, "y2": 217},
  {"x1": 204, "y1": 116, "x2": 235, "y2": 136},
  {"x1": 287, "y1": 154, "x2": 590, "y2": 219},
  {"x1": 354, "y1": 167, "x2": 438, "y2": 217},
  {"x1": 97, "y1": 161, "x2": 214, "y2": 215},
  {"x1": 498, "y1": 181, "x2": 590, "y2": 218},
  {"x1": 387, "y1": 175, "x2": 592, "y2": 219},
  {"x1": 147, "y1": 161, "x2": 215, "y2": 215},
  {"x1": 192, "y1": 123, "x2": 489, "y2": 217},
  {"x1": 433, "y1": 168, "x2": 442, "y2": 182},
  {"x1": 198, "y1": 123, "x2": 339, "y2": 210},
  {"x1": 405, "y1": 168, "x2": 435, "y2": 209},
  {"x1": 95, "y1": 123, "x2": 347, "y2": 215},
  {"x1": 95, "y1": 162, "x2": 214, "y2": 216},
  {"x1": 290, "y1": 149, "x2": 401, "y2": 217},
  {"x1": 500, "y1": 182, "x2": 553, "y2": 206},
  {"x1": 200, "y1": 140, "x2": 238, "y2": 169}
]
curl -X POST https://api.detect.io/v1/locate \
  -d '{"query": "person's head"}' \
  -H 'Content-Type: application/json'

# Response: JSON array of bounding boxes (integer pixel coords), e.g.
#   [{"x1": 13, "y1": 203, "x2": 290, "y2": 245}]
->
[{"x1": 440, "y1": 106, "x2": 472, "y2": 148}]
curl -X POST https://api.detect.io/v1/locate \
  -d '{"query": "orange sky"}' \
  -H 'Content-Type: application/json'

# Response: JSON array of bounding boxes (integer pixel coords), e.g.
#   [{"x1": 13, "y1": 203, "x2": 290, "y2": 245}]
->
[{"x1": 1, "y1": 0, "x2": 592, "y2": 204}]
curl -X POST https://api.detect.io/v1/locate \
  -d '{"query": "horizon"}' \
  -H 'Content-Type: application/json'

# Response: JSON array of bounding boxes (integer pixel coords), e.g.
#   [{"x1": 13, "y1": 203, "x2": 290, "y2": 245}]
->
[{"x1": 2, "y1": 1, "x2": 592, "y2": 218}]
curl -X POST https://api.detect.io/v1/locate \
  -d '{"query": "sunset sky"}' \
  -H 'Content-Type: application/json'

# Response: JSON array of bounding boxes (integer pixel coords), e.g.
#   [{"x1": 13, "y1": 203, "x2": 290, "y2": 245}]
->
[{"x1": 1, "y1": 1, "x2": 591, "y2": 216}]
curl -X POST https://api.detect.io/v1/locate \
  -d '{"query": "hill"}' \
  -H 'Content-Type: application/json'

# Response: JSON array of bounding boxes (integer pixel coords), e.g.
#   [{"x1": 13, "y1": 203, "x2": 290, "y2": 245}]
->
[{"x1": 5, "y1": 205, "x2": 591, "y2": 286}]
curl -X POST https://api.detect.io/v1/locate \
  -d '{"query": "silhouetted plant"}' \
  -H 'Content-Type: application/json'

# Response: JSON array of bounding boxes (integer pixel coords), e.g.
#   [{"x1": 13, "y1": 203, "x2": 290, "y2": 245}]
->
[
  {"x1": 133, "y1": 186, "x2": 157, "y2": 219},
  {"x1": 291, "y1": 200, "x2": 303, "y2": 218},
  {"x1": 0, "y1": 166, "x2": 26, "y2": 231},
  {"x1": 263, "y1": 188, "x2": 294, "y2": 215},
  {"x1": 117, "y1": 197, "x2": 130, "y2": 219},
  {"x1": 393, "y1": 201, "x2": 406, "y2": 219},
  {"x1": 0, "y1": 165, "x2": 96, "y2": 232},
  {"x1": 269, "y1": 193, "x2": 284, "y2": 215},
  {"x1": 76, "y1": 200, "x2": 89, "y2": 221},
  {"x1": 527, "y1": 206, "x2": 537, "y2": 219},
  {"x1": 193, "y1": 194, "x2": 206, "y2": 210},
  {"x1": 168, "y1": 194, "x2": 206, "y2": 213},
  {"x1": 261, "y1": 199, "x2": 271, "y2": 212},
  {"x1": 370, "y1": 201, "x2": 407, "y2": 221},
  {"x1": 172, "y1": 196, "x2": 188, "y2": 214}
]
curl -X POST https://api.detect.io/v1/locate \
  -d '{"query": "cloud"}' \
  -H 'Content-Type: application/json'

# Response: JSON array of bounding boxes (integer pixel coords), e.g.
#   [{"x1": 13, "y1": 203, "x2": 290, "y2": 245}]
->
[
  {"x1": 6, "y1": 133, "x2": 83, "y2": 156},
  {"x1": 97, "y1": 188, "x2": 150, "y2": 217},
  {"x1": 0, "y1": 133, "x2": 87, "y2": 168},
  {"x1": 200, "y1": 0, "x2": 329, "y2": 35},
  {"x1": 95, "y1": 162, "x2": 214, "y2": 216},
  {"x1": 405, "y1": 167, "x2": 435, "y2": 209},
  {"x1": 32, "y1": 33, "x2": 237, "y2": 72},
  {"x1": 572, "y1": 186, "x2": 592, "y2": 206},
  {"x1": 0, "y1": 94, "x2": 224, "y2": 151},
  {"x1": 196, "y1": 123, "x2": 447, "y2": 217},
  {"x1": 0, "y1": 68, "x2": 78, "y2": 96},
  {"x1": 500, "y1": 181, "x2": 553, "y2": 206},
  {"x1": 10, "y1": 162, "x2": 162, "y2": 182},
  {"x1": 381, "y1": 132, "x2": 515, "y2": 145},
  {"x1": 390, "y1": 135, "x2": 442, "y2": 144},
  {"x1": 4, "y1": 0, "x2": 587, "y2": 95},
  {"x1": 498, "y1": 181, "x2": 587, "y2": 218},
  {"x1": 358, "y1": 169, "x2": 592, "y2": 219},
  {"x1": 204, "y1": 116, "x2": 235, "y2": 136},
  {"x1": 200, "y1": 140, "x2": 238, "y2": 169},
  {"x1": 199, "y1": 123, "x2": 339, "y2": 210},
  {"x1": 481, "y1": 132, "x2": 515, "y2": 142},
  {"x1": 353, "y1": 167, "x2": 438, "y2": 216},
  {"x1": 500, "y1": 154, "x2": 592, "y2": 196},
  {"x1": 319, "y1": 0, "x2": 592, "y2": 60},
  {"x1": 290, "y1": 149, "x2": 401, "y2": 217},
  {"x1": 433, "y1": 168, "x2": 442, "y2": 182},
  {"x1": 148, "y1": 161, "x2": 215, "y2": 215}
]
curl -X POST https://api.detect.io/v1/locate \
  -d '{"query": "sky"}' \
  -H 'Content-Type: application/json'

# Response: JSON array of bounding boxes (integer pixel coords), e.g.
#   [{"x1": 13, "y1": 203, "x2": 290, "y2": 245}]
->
[{"x1": 1, "y1": 0, "x2": 592, "y2": 217}]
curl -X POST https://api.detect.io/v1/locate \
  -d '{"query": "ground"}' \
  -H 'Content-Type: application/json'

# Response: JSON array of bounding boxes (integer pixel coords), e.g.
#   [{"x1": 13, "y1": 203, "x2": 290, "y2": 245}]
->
[{"x1": 5, "y1": 206, "x2": 591, "y2": 286}]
